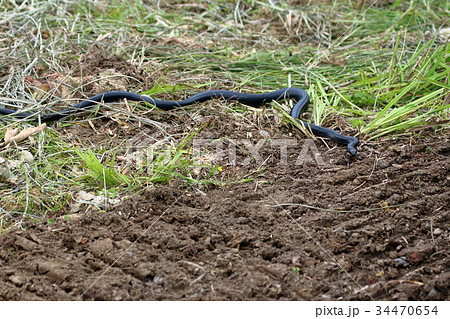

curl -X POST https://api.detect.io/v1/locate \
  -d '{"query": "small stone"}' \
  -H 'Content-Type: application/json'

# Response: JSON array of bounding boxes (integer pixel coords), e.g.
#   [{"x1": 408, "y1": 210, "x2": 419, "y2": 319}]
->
[
  {"x1": 378, "y1": 161, "x2": 389, "y2": 169},
  {"x1": 20, "y1": 150, "x2": 34, "y2": 162},
  {"x1": 393, "y1": 258, "x2": 407, "y2": 267},
  {"x1": 259, "y1": 130, "x2": 269, "y2": 138},
  {"x1": 433, "y1": 228, "x2": 442, "y2": 235},
  {"x1": 333, "y1": 227, "x2": 351, "y2": 237},
  {"x1": 428, "y1": 288, "x2": 437, "y2": 297}
]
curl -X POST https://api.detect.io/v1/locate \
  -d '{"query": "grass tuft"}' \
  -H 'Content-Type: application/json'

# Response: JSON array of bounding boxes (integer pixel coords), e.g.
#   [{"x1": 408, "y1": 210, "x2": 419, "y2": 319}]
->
[{"x1": 77, "y1": 149, "x2": 131, "y2": 187}]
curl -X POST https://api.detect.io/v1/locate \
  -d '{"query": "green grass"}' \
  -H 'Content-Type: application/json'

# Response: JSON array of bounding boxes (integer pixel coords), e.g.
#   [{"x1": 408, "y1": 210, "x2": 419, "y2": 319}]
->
[
  {"x1": 0, "y1": 0, "x2": 449, "y2": 230},
  {"x1": 77, "y1": 149, "x2": 131, "y2": 187}
]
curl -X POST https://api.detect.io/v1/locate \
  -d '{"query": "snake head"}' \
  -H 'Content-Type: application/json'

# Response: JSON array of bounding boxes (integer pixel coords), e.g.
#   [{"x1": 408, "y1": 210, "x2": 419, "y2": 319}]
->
[{"x1": 347, "y1": 139, "x2": 359, "y2": 157}]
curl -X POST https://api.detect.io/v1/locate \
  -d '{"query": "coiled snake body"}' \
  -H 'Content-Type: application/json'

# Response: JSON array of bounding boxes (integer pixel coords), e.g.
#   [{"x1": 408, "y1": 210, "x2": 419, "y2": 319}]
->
[{"x1": 0, "y1": 88, "x2": 358, "y2": 155}]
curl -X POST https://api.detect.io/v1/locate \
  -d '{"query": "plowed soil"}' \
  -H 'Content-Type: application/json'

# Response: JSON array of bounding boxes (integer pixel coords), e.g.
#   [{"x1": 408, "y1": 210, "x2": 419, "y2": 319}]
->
[
  {"x1": 0, "y1": 53, "x2": 448, "y2": 301},
  {"x1": 1, "y1": 132, "x2": 448, "y2": 300}
]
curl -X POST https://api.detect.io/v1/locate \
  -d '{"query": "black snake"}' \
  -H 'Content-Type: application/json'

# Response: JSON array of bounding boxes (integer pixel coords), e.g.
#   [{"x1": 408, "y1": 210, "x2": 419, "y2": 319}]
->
[{"x1": 0, "y1": 88, "x2": 359, "y2": 155}]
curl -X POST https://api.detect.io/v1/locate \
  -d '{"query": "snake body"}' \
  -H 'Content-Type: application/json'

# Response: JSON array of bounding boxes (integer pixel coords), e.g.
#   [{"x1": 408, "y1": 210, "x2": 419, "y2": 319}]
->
[{"x1": 0, "y1": 88, "x2": 358, "y2": 155}]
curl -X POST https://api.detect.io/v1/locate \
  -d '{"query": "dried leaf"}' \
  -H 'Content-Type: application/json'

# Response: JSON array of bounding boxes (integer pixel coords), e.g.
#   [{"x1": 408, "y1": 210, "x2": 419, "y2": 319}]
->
[
  {"x1": 6, "y1": 124, "x2": 46, "y2": 145},
  {"x1": 4, "y1": 128, "x2": 19, "y2": 144}
]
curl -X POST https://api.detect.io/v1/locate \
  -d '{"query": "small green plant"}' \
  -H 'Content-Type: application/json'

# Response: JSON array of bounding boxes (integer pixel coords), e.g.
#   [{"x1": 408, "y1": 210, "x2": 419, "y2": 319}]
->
[
  {"x1": 77, "y1": 149, "x2": 130, "y2": 187},
  {"x1": 145, "y1": 121, "x2": 219, "y2": 185},
  {"x1": 293, "y1": 267, "x2": 302, "y2": 274}
]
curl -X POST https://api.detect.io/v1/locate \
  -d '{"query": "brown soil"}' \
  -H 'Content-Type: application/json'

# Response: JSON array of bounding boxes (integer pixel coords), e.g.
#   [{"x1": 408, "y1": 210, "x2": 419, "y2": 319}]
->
[
  {"x1": 0, "y1": 52, "x2": 449, "y2": 301},
  {"x1": 70, "y1": 47, "x2": 157, "y2": 93},
  {"x1": 1, "y1": 129, "x2": 448, "y2": 300}
]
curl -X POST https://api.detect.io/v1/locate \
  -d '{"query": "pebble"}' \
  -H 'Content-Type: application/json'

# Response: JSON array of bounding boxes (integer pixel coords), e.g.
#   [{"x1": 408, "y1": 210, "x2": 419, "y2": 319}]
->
[
  {"x1": 428, "y1": 288, "x2": 437, "y2": 297},
  {"x1": 333, "y1": 227, "x2": 351, "y2": 237},
  {"x1": 20, "y1": 150, "x2": 34, "y2": 162},
  {"x1": 259, "y1": 130, "x2": 269, "y2": 138},
  {"x1": 378, "y1": 160, "x2": 389, "y2": 169},
  {"x1": 393, "y1": 258, "x2": 407, "y2": 267},
  {"x1": 433, "y1": 228, "x2": 442, "y2": 235}
]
